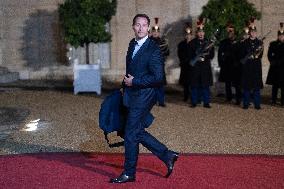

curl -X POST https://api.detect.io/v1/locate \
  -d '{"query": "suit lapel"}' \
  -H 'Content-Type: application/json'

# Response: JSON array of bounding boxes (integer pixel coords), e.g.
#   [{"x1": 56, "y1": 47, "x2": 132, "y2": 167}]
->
[
  {"x1": 127, "y1": 39, "x2": 136, "y2": 63},
  {"x1": 132, "y1": 38, "x2": 150, "y2": 63}
]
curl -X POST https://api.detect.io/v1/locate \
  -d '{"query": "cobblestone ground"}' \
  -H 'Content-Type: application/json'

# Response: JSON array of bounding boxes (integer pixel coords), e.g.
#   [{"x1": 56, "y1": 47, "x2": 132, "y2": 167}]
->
[{"x1": 0, "y1": 83, "x2": 283, "y2": 155}]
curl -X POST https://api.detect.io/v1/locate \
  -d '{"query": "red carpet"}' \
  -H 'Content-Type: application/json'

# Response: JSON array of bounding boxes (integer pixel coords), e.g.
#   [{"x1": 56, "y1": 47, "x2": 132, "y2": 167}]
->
[{"x1": 0, "y1": 153, "x2": 283, "y2": 189}]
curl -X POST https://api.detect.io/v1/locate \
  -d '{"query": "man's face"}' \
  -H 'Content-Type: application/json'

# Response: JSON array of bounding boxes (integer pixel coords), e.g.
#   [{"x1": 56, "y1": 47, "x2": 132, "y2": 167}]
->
[
  {"x1": 132, "y1": 17, "x2": 149, "y2": 40},
  {"x1": 278, "y1": 34, "x2": 284, "y2": 42},
  {"x1": 197, "y1": 31, "x2": 205, "y2": 39},
  {"x1": 228, "y1": 30, "x2": 235, "y2": 39},
  {"x1": 151, "y1": 31, "x2": 160, "y2": 38},
  {"x1": 243, "y1": 33, "x2": 249, "y2": 40},
  {"x1": 249, "y1": 31, "x2": 257, "y2": 39},
  {"x1": 185, "y1": 33, "x2": 192, "y2": 42}
]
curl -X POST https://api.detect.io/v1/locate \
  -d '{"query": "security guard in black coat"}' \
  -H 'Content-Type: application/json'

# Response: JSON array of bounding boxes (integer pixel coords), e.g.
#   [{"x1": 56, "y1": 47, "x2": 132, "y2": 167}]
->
[
  {"x1": 188, "y1": 20, "x2": 214, "y2": 108},
  {"x1": 265, "y1": 23, "x2": 284, "y2": 106},
  {"x1": 178, "y1": 25, "x2": 193, "y2": 102},
  {"x1": 218, "y1": 23, "x2": 242, "y2": 104},
  {"x1": 239, "y1": 24, "x2": 263, "y2": 110}
]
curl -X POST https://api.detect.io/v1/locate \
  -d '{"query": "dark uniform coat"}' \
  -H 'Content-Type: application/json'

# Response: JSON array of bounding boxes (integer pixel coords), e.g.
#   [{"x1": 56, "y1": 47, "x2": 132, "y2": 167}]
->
[
  {"x1": 218, "y1": 38, "x2": 241, "y2": 85},
  {"x1": 239, "y1": 38, "x2": 263, "y2": 90},
  {"x1": 152, "y1": 37, "x2": 170, "y2": 58},
  {"x1": 177, "y1": 39, "x2": 191, "y2": 85},
  {"x1": 266, "y1": 40, "x2": 284, "y2": 86},
  {"x1": 188, "y1": 38, "x2": 215, "y2": 87}
]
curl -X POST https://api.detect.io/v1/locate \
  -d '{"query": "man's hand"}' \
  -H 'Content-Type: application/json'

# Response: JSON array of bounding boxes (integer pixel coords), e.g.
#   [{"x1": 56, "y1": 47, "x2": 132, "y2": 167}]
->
[
  {"x1": 199, "y1": 56, "x2": 205, "y2": 62},
  {"x1": 124, "y1": 74, "x2": 134, "y2": 87},
  {"x1": 119, "y1": 88, "x2": 124, "y2": 96}
]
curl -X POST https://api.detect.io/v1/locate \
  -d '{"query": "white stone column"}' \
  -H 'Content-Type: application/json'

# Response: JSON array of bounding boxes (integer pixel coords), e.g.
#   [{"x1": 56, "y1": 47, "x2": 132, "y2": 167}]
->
[{"x1": 98, "y1": 43, "x2": 110, "y2": 69}]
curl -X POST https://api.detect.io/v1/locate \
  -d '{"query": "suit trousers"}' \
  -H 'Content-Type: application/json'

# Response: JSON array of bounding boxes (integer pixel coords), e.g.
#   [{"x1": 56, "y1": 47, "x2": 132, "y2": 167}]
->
[
  {"x1": 123, "y1": 101, "x2": 170, "y2": 176},
  {"x1": 156, "y1": 86, "x2": 165, "y2": 105}
]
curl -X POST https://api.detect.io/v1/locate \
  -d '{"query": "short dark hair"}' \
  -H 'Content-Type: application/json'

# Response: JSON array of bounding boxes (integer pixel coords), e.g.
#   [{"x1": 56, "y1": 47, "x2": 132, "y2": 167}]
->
[{"x1": 132, "y1": 14, "x2": 150, "y2": 26}]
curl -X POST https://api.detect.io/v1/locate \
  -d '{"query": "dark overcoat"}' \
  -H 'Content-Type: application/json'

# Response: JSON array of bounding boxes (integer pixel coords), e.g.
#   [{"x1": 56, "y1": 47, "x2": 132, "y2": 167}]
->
[
  {"x1": 218, "y1": 38, "x2": 241, "y2": 85},
  {"x1": 266, "y1": 40, "x2": 284, "y2": 86},
  {"x1": 240, "y1": 38, "x2": 263, "y2": 90},
  {"x1": 188, "y1": 38, "x2": 214, "y2": 87},
  {"x1": 177, "y1": 39, "x2": 191, "y2": 85}
]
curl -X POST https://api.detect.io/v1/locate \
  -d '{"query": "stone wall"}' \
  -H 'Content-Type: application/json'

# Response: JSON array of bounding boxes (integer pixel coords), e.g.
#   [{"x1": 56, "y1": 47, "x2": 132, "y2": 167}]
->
[
  {"x1": 107, "y1": 0, "x2": 193, "y2": 83},
  {"x1": 0, "y1": 0, "x2": 283, "y2": 83},
  {"x1": 249, "y1": 0, "x2": 284, "y2": 81},
  {"x1": 0, "y1": 0, "x2": 71, "y2": 80},
  {"x1": 109, "y1": 0, "x2": 284, "y2": 83}
]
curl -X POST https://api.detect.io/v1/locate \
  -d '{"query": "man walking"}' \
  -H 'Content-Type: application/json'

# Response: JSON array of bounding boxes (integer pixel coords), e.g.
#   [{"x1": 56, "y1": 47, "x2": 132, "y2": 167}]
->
[{"x1": 110, "y1": 14, "x2": 179, "y2": 184}]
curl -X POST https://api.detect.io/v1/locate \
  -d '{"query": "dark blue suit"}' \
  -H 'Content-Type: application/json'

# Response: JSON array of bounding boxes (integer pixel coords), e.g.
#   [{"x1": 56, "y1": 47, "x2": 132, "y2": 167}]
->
[{"x1": 122, "y1": 37, "x2": 174, "y2": 176}]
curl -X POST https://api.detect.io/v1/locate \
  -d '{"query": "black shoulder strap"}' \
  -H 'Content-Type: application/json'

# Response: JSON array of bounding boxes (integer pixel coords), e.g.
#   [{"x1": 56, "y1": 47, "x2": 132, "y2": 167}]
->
[
  {"x1": 104, "y1": 131, "x2": 124, "y2": 148},
  {"x1": 104, "y1": 131, "x2": 110, "y2": 144}
]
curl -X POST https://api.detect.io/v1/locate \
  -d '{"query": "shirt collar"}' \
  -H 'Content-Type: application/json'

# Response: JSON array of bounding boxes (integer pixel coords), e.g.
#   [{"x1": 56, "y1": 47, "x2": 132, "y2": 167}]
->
[{"x1": 135, "y1": 35, "x2": 148, "y2": 46}]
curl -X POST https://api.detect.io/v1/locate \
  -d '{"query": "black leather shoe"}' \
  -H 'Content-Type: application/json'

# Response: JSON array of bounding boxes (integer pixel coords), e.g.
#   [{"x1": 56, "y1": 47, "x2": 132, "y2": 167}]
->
[
  {"x1": 226, "y1": 98, "x2": 232, "y2": 102},
  {"x1": 242, "y1": 105, "x2": 249, "y2": 109},
  {"x1": 190, "y1": 104, "x2": 197, "y2": 108},
  {"x1": 235, "y1": 101, "x2": 241, "y2": 105},
  {"x1": 271, "y1": 101, "x2": 277, "y2": 106},
  {"x1": 110, "y1": 173, "x2": 135, "y2": 183},
  {"x1": 159, "y1": 103, "x2": 166, "y2": 107},
  {"x1": 203, "y1": 104, "x2": 211, "y2": 108},
  {"x1": 254, "y1": 106, "x2": 261, "y2": 110},
  {"x1": 165, "y1": 152, "x2": 179, "y2": 178}
]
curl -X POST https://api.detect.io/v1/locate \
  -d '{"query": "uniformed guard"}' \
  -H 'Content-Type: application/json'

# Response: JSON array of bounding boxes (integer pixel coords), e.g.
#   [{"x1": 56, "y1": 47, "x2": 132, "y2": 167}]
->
[
  {"x1": 151, "y1": 18, "x2": 170, "y2": 59},
  {"x1": 265, "y1": 22, "x2": 284, "y2": 106},
  {"x1": 150, "y1": 17, "x2": 170, "y2": 107},
  {"x1": 177, "y1": 23, "x2": 193, "y2": 102},
  {"x1": 239, "y1": 18, "x2": 264, "y2": 109},
  {"x1": 241, "y1": 20, "x2": 251, "y2": 42},
  {"x1": 188, "y1": 18, "x2": 215, "y2": 108},
  {"x1": 218, "y1": 23, "x2": 242, "y2": 105}
]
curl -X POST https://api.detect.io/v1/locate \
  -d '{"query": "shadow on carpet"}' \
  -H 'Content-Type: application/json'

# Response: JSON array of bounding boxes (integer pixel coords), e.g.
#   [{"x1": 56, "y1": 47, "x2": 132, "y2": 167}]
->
[{"x1": 0, "y1": 153, "x2": 283, "y2": 189}]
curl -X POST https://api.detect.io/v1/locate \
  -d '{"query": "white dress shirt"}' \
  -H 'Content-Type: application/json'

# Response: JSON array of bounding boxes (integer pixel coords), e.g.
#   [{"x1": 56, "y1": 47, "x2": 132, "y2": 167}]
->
[{"x1": 132, "y1": 35, "x2": 148, "y2": 59}]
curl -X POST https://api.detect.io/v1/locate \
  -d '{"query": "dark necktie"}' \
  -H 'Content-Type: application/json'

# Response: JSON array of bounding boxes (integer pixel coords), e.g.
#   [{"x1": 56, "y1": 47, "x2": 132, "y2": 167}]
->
[{"x1": 132, "y1": 41, "x2": 138, "y2": 59}]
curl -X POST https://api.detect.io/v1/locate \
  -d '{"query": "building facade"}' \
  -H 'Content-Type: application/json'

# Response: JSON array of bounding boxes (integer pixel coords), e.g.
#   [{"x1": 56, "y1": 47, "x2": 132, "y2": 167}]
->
[{"x1": 0, "y1": 0, "x2": 283, "y2": 83}]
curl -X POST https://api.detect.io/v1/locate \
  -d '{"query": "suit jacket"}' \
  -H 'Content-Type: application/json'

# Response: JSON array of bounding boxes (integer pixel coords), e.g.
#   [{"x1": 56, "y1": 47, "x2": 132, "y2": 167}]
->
[
  {"x1": 99, "y1": 90, "x2": 125, "y2": 134},
  {"x1": 99, "y1": 89, "x2": 154, "y2": 147},
  {"x1": 123, "y1": 37, "x2": 164, "y2": 108}
]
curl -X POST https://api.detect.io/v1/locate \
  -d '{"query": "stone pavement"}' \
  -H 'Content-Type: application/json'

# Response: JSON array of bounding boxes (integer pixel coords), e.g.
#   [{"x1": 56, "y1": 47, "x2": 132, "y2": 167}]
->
[{"x1": 0, "y1": 81, "x2": 283, "y2": 156}]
